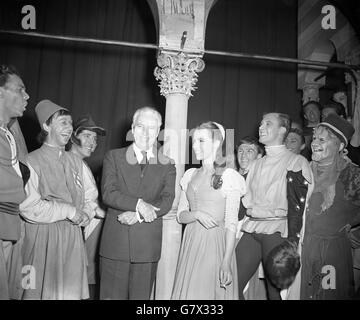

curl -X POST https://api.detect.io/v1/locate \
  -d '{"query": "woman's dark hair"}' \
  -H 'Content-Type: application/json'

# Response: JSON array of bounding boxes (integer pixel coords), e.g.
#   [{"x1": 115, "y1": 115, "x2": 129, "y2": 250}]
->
[
  {"x1": 37, "y1": 109, "x2": 71, "y2": 144},
  {"x1": 0, "y1": 65, "x2": 20, "y2": 87},
  {"x1": 288, "y1": 127, "x2": 305, "y2": 144},
  {"x1": 236, "y1": 136, "x2": 265, "y2": 157},
  {"x1": 194, "y1": 121, "x2": 231, "y2": 190}
]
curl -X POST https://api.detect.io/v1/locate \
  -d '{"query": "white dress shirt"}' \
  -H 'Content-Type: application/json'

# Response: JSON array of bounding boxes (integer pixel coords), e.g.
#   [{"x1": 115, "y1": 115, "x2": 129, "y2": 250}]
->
[{"x1": 132, "y1": 143, "x2": 155, "y2": 223}]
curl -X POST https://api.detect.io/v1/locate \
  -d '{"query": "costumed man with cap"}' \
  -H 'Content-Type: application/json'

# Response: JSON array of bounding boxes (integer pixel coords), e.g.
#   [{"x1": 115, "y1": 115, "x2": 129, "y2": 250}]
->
[
  {"x1": 69, "y1": 115, "x2": 106, "y2": 299},
  {"x1": 20, "y1": 100, "x2": 98, "y2": 300},
  {"x1": 0, "y1": 65, "x2": 29, "y2": 299},
  {"x1": 300, "y1": 113, "x2": 360, "y2": 299}
]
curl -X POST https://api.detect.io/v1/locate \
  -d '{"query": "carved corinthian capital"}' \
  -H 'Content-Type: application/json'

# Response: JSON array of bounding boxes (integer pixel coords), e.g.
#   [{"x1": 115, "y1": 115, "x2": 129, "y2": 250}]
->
[{"x1": 154, "y1": 52, "x2": 205, "y2": 97}]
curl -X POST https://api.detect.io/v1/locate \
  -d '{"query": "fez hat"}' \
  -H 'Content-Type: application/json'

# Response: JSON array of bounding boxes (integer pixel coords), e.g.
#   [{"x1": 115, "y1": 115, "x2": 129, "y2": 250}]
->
[
  {"x1": 318, "y1": 113, "x2": 355, "y2": 146},
  {"x1": 35, "y1": 100, "x2": 68, "y2": 126},
  {"x1": 73, "y1": 115, "x2": 106, "y2": 136}
]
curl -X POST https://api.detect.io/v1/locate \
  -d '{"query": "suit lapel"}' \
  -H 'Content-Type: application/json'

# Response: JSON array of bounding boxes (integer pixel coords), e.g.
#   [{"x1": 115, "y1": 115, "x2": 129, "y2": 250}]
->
[{"x1": 122, "y1": 145, "x2": 141, "y2": 192}]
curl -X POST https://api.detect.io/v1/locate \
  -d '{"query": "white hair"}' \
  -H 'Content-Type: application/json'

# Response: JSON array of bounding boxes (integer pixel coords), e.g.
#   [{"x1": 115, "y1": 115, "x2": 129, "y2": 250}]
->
[{"x1": 132, "y1": 106, "x2": 162, "y2": 127}]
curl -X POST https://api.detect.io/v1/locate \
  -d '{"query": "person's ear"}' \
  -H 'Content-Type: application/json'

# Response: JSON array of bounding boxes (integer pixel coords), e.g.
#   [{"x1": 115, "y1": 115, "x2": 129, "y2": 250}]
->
[
  {"x1": 338, "y1": 142, "x2": 345, "y2": 152},
  {"x1": 300, "y1": 143, "x2": 306, "y2": 151},
  {"x1": 279, "y1": 126, "x2": 286, "y2": 137},
  {"x1": 43, "y1": 122, "x2": 50, "y2": 133}
]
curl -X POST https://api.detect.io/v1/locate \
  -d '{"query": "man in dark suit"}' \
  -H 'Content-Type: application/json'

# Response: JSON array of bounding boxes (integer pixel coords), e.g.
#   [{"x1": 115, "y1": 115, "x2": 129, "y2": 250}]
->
[{"x1": 99, "y1": 106, "x2": 176, "y2": 300}]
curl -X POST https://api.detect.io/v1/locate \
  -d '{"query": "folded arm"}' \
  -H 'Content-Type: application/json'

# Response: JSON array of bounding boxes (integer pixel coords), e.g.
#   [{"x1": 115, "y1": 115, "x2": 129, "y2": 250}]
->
[{"x1": 20, "y1": 163, "x2": 76, "y2": 224}]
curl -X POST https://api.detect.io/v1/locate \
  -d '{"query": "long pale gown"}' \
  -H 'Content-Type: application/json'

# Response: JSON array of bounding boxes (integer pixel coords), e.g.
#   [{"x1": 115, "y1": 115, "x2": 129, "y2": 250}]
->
[{"x1": 172, "y1": 168, "x2": 245, "y2": 300}]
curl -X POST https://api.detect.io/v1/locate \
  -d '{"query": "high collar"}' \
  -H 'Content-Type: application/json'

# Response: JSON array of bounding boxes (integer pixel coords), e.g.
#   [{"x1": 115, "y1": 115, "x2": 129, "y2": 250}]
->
[
  {"x1": 265, "y1": 144, "x2": 287, "y2": 157},
  {"x1": 42, "y1": 143, "x2": 65, "y2": 158}
]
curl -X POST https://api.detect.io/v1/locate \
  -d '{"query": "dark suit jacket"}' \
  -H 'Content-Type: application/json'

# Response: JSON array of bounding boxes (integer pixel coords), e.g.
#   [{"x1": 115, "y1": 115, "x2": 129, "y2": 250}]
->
[{"x1": 99, "y1": 145, "x2": 176, "y2": 263}]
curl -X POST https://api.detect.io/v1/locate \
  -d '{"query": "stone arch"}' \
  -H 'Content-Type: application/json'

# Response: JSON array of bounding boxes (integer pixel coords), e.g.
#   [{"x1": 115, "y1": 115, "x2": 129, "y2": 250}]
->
[{"x1": 298, "y1": 0, "x2": 360, "y2": 92}]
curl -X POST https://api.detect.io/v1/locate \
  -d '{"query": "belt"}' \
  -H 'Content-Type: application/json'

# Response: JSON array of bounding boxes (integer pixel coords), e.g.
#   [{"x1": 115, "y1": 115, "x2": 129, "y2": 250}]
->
[{"x1": 247, "y1": 216, "x2": 287, "y2": 221}]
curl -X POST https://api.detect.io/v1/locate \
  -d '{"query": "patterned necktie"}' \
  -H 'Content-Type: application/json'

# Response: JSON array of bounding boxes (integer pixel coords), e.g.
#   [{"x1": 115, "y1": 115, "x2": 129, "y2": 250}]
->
[{"x1": 140, "y1": 150, "x2": 148, "y2": 172}]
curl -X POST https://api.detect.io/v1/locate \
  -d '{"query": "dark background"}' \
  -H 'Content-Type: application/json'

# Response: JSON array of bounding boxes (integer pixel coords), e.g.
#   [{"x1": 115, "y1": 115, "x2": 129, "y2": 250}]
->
[{"x1": 0, "y1": 0, "x2": 354, "y2": 170}]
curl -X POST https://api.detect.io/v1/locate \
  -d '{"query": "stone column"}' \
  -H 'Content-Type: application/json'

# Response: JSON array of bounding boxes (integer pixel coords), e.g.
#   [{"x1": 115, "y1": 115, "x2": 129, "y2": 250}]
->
[
  {"x1": 346, "y1": 71, "x2": 360, "y2": 147},
  {"x1": 302, "y1": 83, "x2": 320, "y2": 104},
  {"x1": 153, "y1": 51, "x2": 204, "y2": 299}
]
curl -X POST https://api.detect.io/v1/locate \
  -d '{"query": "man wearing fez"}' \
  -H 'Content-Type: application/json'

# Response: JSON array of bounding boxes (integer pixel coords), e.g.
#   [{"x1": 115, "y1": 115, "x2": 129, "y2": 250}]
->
[
  {"x1": 0, "y1": 65, "x2": 29, "y2": 299},
  {"x1": 69, "y1": 115, "x2": 106, "y2": 299},
  {"x1": 20, "y1": 100, "x2": 98, "y2": 299},
  {"x1": 100, "y1": 106, "x2": 176, "y2": 300}
]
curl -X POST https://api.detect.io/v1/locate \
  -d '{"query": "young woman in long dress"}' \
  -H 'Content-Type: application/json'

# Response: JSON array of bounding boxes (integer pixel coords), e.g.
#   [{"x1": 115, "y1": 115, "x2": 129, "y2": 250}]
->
[{"x1": 171, "y1": 121, "x2": 245, "y2": 300}]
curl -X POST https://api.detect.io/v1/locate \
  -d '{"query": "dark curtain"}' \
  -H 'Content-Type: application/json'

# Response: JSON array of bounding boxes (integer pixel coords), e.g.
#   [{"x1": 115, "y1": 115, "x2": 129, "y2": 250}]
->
[{"x1": 0, "y1": 0, "x2": 302, "y2": 171}]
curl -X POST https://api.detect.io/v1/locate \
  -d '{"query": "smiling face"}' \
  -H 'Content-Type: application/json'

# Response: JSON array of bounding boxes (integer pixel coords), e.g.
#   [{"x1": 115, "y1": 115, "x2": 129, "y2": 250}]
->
[
  {"x1": 285, "y1": 132, "x2": 305, "y2": 154},
  {"x1": 132, "y1": 110, "x2": 160, "y2": 151},
  {"x1": 237, "y1": 143, "x2": 259, "y2": 171},
  {"x1": 259, "y1": 113, "x2": 286, "y2": 146},
  {"x1": 44, "y1": 113, "x2": 73, "y2": 147},
  {"x1": 0, "y1": 74, "x2": 29, "y2": 122},
  {"x1": 72, "y1": 129, "x2": 98, "y2": 159},
  {"x1": 192, "y1": 128, "x2": 220, "y2": 162},
  {"x1": 311, "y1": 126, "x2": 343, "y2": 165}
]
